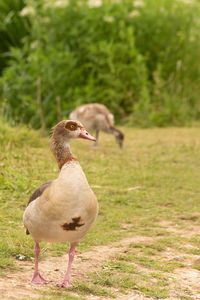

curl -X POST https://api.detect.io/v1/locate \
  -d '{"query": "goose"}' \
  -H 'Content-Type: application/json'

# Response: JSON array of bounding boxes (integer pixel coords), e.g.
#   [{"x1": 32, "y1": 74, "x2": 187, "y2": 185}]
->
[
  {"x1": 23, "y1": 120, "x2": 98, "y2": 288},
  {"x1": 70, "y1": 103, "x2": 124, "y2": 148}
]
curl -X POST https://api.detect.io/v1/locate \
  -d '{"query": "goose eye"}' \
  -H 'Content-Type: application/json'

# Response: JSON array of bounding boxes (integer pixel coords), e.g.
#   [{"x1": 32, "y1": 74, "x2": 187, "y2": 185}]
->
[{"x1": 65, "y1": 122, "x2": 77, "y2": 130}]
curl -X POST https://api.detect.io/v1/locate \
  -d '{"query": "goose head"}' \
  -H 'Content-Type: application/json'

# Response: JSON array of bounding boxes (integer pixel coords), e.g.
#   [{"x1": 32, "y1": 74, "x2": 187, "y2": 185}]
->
[
  {"x1": 112, "y1": 128, "x2": 124, "y2": 149},
  {"x1": 50, "y1": 120, "x2": 96, "y2": 168},
  {"x1": 116, "y1": 131, "x2": 124, "y2": 149},
  {"x1": 52, "y1": 120, "x2": 96, "y2": 142}
]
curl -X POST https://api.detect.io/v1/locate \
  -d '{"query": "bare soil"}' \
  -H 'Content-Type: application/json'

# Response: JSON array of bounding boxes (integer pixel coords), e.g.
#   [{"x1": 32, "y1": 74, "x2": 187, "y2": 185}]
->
[
  {"x1": 0, "y1": 233, "x2": 199, "y2": 300},
  {"x1": 0, "y1": 236, "x2": 153, "y2": 300}
]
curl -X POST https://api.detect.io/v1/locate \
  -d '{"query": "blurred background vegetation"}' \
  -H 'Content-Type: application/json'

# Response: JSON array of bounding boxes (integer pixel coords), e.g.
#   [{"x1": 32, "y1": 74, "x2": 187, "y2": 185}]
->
[{"x1": 0, "y1": 0, "x2": 200, "y2": 129}]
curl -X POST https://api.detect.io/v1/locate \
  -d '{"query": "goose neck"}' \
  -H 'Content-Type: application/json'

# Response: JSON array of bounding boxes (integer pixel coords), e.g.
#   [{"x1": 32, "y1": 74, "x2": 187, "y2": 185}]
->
[{"x1": 50, "y1": 137, "x2": 77, "y2": 169}]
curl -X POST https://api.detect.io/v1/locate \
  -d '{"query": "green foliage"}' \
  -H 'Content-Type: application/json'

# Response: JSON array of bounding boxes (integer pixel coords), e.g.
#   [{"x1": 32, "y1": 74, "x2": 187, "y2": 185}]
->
[
  {"x1": 0, "y1": 0, "x2": 200, "y2": 127},
  {"x1": 131, "y1": 0, "x2": 200, "y2": 126},
  {"x1": 0, "y1": 0, "x2": 30, "y2": 73}
]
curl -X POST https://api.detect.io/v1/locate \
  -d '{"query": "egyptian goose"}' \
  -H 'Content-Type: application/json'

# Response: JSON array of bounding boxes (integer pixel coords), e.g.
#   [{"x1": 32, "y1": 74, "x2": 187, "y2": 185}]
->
[
  {"x1": 23, "y1": 120, "x2": 98, "y2": 288},
  {"x1": 70, "y1": 103, "x2": 124, "y2": 148}
]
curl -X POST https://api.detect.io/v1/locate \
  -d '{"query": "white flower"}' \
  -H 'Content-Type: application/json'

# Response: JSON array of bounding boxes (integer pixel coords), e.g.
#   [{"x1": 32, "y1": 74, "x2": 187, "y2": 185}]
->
[
  {"x1": 43, "y1": 0, "x2": 69, "y2": 8},
  {"x1": 104, "y1": 16, "x2": 114, "y2": 23},
  {"x1": 178, "y1": 0, "x2": 193, "y2": 4},
  {"x1": 88, "y1": 0, "x2": 102, "y2": 8},
  {"x1": 53, "y1": 0, "x2": 69, "y2": 7},
  {"x1": 129, "y1": 10, "x2": 140, "y2": 18},
  {"x1": 30, "y1": 41, "x2": 39, "y2": 50},
  {"x1": 20, "y1": 6, "x2": 35, "y2": 17},
  {"x1": 133, "y1": 0, "x2": 145, "y2": 7}
]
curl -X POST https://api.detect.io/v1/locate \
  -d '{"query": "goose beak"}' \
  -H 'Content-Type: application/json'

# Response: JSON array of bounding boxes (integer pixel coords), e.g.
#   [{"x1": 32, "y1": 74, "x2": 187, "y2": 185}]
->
[{"x1": 79, "y1": 128, "x2": 96, "y2": 142}]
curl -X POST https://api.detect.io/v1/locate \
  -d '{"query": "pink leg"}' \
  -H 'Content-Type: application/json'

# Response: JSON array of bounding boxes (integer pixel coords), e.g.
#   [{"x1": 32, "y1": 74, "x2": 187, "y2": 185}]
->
[
  {"x1": 30, "y1": 243, "x2": 50, "y2": 284},
  {"x1": 57, "y1": 244, "x2": 76, "y2": 288}
]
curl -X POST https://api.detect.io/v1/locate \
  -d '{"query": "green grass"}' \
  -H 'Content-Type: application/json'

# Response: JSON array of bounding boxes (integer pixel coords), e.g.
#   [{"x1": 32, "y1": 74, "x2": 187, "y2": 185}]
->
[{"x1": 0, "y1": 122, "x2": 200, "y2": 298}]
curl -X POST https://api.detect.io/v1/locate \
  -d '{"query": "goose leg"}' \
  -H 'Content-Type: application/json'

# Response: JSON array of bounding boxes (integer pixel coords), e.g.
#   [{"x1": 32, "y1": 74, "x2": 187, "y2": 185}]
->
[
  {"x1": 30, "y1": 243, "x2": 50, "y2": 284},
  {"x1": 57, "y1": 244, "x2": 76, "y2": 288}
]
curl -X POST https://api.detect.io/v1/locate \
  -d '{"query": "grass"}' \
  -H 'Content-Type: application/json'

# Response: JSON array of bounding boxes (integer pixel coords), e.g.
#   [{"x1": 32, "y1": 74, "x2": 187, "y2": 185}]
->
[{"x1": 0, "y1": 121, "x2": 200, "y2": 298}]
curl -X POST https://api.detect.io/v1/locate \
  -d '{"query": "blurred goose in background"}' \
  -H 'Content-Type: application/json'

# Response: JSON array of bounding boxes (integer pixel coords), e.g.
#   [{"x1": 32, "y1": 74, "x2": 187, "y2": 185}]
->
[
  {"x1": 70, "y1": 103, "x2": 124, "y2": 148},
  {"x1": 23, "y1": 120, "x2": 98, "y2": 288}
]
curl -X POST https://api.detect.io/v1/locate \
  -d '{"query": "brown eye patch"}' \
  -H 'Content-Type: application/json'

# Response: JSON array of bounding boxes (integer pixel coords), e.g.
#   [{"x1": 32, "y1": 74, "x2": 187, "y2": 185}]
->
[{"x1": 65, "y1": 121, "x2": 78, "y2": 131}]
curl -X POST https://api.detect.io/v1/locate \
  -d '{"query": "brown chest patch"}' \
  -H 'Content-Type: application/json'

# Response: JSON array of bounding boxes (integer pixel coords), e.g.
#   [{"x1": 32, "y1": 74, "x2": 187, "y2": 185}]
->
[{"x1": 61, "y1": 217, "x2": 84, "y2": 231}]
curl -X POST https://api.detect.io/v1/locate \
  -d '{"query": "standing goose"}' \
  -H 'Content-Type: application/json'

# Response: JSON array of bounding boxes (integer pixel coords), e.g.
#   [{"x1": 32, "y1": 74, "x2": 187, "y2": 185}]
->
[
  {"x1": 23, "y1": 120, "x2": 98, "y2": 288},
  {"x1": 70, "y1": 103, "x2": 124, "y2": 148}
]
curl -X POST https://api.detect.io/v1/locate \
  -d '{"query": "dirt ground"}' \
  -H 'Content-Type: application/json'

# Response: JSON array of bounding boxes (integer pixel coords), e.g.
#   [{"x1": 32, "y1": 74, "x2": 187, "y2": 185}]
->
[{"x1": 0, "y1": 234, "x2": 199, "y2": 300}]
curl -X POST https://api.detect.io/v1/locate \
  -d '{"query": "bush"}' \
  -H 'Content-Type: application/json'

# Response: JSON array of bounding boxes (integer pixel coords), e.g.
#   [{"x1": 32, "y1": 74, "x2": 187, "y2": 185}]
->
[
  {"x1": 0, "y1": 0, "x2": 30, "y2": 74},
  {"x1": 131, "y1": 0, "x2": 200, "y2": 126},
  {"x1": 0, "y1": 0, "x2": 200, "y2": 128}
]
